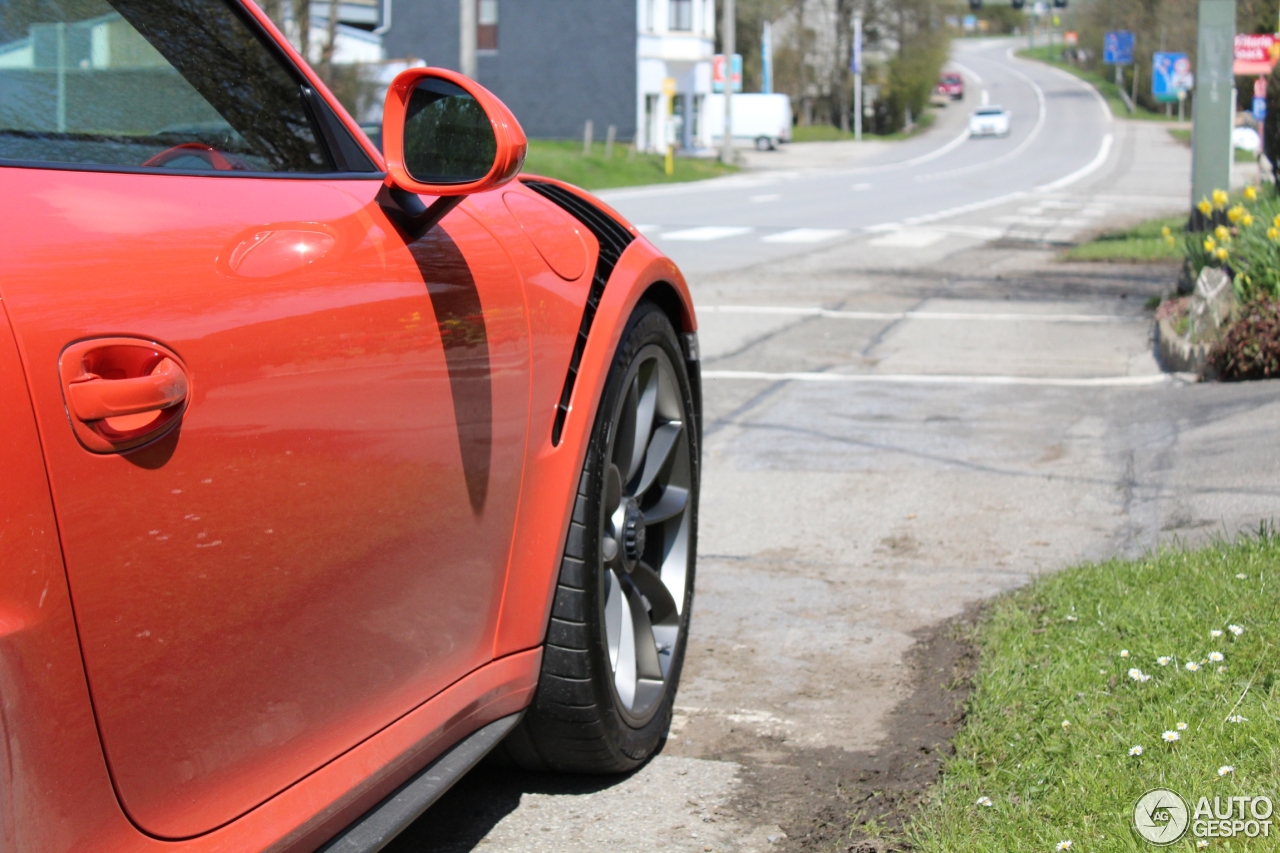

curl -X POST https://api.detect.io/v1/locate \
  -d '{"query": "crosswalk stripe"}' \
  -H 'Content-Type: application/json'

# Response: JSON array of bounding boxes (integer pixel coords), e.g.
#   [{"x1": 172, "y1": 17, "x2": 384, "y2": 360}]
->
[
  {"x1": 762, "y1": 228, "x2": 849, "y2": 244},
  {"x1": 659, "y1": 226, "x2": 754, "y2": 242}
]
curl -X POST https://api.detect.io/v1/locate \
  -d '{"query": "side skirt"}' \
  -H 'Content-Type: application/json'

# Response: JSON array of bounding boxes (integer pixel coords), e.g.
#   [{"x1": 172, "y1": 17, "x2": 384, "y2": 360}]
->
[{"x1": 316, "y1": 713, "x2": 523, "y2": 853}]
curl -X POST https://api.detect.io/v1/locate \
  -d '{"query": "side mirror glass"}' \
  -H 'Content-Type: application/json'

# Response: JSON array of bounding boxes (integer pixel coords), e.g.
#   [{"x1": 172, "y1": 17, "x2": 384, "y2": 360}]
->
[{"x1": 382, "y1": 68, "x2": 526, "y2": 197}]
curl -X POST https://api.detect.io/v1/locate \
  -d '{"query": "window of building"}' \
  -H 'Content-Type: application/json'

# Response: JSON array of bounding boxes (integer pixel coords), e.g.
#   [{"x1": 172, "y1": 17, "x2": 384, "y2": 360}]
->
[
  {"x1": 477, "y1": 0, "x2": 498, "y2": 51},
  {"x1": 644, "y1": 93, "x2": 658, "y2": 152},
  {"x1": 644, "y1": 0, "x2": 656, "y2": 33},
  {"x1": 668, "y1": 0, "x2": 691, "y2": 31}
]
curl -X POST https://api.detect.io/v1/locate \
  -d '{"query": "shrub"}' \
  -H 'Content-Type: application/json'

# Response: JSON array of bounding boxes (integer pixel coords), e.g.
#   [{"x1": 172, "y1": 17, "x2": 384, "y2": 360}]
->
[
  {"x1": 1208, "y1": 298, "x2": 1280, "y2": 380},
  {"x1": 1184, "y1": 186, "x2": 1280, "y2": 302}
]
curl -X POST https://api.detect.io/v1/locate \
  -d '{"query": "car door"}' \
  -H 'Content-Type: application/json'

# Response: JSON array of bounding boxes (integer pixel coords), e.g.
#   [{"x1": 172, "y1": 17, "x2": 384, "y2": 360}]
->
[{"x1": 0, "y1": 0, "x2": 528, "y2": 840}]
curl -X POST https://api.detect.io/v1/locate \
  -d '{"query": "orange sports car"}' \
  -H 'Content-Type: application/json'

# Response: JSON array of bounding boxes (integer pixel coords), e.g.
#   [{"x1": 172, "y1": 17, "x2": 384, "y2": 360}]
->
[{"x1": 0, "y1": 1, "x2": 700, "y2": 850}]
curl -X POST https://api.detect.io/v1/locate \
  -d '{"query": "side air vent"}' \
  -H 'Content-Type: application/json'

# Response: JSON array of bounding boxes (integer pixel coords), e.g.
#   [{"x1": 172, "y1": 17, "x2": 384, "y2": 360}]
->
[{"x1": 522, "y1": 180, "x2": 636, "y2": 446}]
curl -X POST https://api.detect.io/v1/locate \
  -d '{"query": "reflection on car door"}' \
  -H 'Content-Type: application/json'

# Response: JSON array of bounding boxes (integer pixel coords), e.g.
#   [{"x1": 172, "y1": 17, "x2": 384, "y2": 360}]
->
[{"x1": 0, "y1": 168, "x2": 529, "y2": 838}]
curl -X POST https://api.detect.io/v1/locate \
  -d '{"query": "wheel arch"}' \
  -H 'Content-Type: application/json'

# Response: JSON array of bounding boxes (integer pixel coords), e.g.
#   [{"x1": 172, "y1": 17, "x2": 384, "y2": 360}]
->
[{"x1": 493, "y1": 233, "x2": 698, "y2": 662}]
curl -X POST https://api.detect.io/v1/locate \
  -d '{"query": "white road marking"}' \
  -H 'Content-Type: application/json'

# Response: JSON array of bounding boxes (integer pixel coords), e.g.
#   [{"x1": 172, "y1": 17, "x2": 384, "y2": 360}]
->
[
  {"x1": 869, "y1": 229, "x2": 948, "y2": 248},
  {"x1": 699, "y1": 305, "x2": 1144, "y2": 324},
  {"x1": 702, "y1": 370, "x2": 1193, "y2": 388},
  {"x1": 1037, "y1": 133, "x2": 1115, "y2": 192},
  {"x1": 763, "y1": 228, "x2": 849, "y2": 244},
  {"x1": 949, "y1": 61, "x2": 983, "y2": 84},
  {"x1": 864, "y1": 222, "x2": 903, "y2": 233},
  {"x1": 981, "y1": 89, "x2": 990, "y2": 105},
  {"x1": 903, "y1": 190, "x2": 1029, "y2": 226},
  {"x1": 750, "y1": 194, "x2": 782, "y2": 203},
  {"x1": 634, "y1": 224, "x2": 662, "y2": 234},
  {"x1": 851, "y1": 183, "x2": 873, "y2": 191},
  {"x1": 660, "y1": 226, "x2": 754, "y2": 242}
]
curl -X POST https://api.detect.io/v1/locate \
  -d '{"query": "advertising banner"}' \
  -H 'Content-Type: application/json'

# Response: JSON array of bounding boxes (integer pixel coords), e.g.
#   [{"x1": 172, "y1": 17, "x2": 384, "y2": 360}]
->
[
  {"x1": 1234, "y1": 33, "x2": 1279, "y2": 75},
  {"x1": 712, "y1": 54, "x2": 743, "y2": 94},
  {"x1": 1152, "y1": 52, "x2": 1193, "y2": 103}
]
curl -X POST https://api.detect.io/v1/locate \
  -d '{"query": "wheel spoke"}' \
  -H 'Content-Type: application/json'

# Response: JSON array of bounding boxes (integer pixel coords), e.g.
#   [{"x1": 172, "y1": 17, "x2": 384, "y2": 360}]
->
[
  {"x1": 634, "y1": 421, "x2": 683, "y2": 497},
  {"x1": 629, "y1": 560, "x2": 679, "y2": 626},
  {"x1": 621, "y1": 575, "x2": 665, "y2": 680},
  {"x1": 644, "y1": 485, "x2": 688, "y2": 524},
  {"x1": 612, "y1": 376, "x2": 639, "y2": 475},
  {"x1": 613, "y1": 574, "x2": 637, "y2": 708},
  {"x1": 625, "y1": 362, "x2": 658, "y2": 482},
  {"x1": 604, "y1": 569, "x2": 623, "y2": 670}
]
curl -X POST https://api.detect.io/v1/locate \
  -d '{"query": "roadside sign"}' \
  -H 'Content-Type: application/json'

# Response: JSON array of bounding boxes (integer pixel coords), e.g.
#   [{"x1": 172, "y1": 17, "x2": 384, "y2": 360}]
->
[
  {"x1": 962, "y1": 14, "x2": 976, "y2": 32},
  {"x1": 1104, "y1": 31, "x2": 1135, "y2": 65},
  {"x1": 1064, "y1": 31, "x2": 1079, "y2": 46},
  {"x1": 712, "y1": 53, "x2": 742, "y2": 94},
  {"x1": 1254, "y1": 96, "x2": 1267, "y2": 123},
  {"x1": 1233, "y1": 33, "x2": 1280, "y2": 76},
  {"x1": 1152, "y1": 52, "x2": 1193, "y2": 102},
  {"x1": 661, "y1": 77, "x2": 677, "y2": 97}
]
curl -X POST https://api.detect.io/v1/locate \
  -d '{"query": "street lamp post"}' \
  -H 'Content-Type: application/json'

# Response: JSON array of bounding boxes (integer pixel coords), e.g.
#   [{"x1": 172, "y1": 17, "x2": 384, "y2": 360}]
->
[
  {"x1": 459, "y1": 0, "x2": 477, "y2": 78},
  {"x1": 721, "y1": 0, "x2": 735, "y2": 165}
]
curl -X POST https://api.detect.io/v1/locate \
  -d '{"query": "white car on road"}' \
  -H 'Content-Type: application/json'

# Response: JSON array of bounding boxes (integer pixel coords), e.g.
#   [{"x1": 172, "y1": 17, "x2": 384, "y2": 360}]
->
[{"x1": 970, "y1": 105, "x2": 1011, "y2": 138}]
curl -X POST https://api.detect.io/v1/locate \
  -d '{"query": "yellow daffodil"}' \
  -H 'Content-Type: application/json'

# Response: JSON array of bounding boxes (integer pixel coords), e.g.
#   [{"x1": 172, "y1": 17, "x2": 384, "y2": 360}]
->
[
  {"x1": 1215, "y1": 247, "x2": 1230, "y2": 261},
  {"x1": 1227, "y1": 205, "x2": 1245, "y2": 224},
  {"x1": 1214, "y1": 225, "x2": 1231, "y2": 242},
  {"x1": 1244, "y1": 214, "x2": 1255, "y2": 227},
  {"x1": 1213, "y1": 189, "x2": 1230, "y2": 209},
  {"x1": 1204, "y1": 237, "x2": 1217, "y2": 252},
  {"x1": 1199, "y1": 199, "x2": 1215, "y2": 216},
  {"x1": 1162, "y1": 226, "x2": 1172, "y2": 238},
  {"x1": 1246, "y1": 186, "x2": 1259, "y2": 201},
  {"x1": 1270, "y1": 227, "x2": 1280, "y2": 241},
  {"x1": 1165, "y1": 235, "x2": 1177, "y2": 246}
]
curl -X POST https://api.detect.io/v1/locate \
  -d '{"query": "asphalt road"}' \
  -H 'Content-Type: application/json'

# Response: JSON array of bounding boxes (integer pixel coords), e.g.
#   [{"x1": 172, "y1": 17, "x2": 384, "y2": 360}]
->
[{"x1": 385, "y1": 39, "x2": 1280, "y2": 853}]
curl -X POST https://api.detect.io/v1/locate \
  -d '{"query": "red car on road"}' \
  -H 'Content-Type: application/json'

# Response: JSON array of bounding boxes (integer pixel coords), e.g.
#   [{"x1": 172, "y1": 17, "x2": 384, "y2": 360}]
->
[
  {"x1": 936, "y1": 72, "x2": 965, "y2": 100},
  {"x1": 0, "y1": 2, "x2": 700, "y2": 851}
]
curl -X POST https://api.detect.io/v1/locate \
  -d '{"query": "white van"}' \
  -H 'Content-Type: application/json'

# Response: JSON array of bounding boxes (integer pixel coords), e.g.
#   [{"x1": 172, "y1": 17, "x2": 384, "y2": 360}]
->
[{"x1": 706, "y1": 93, "x2": 793, "y2": 150}]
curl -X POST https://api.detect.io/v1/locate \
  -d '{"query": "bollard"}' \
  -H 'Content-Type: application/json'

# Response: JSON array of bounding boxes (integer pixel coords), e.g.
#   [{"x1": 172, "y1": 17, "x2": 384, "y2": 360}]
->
[
  {"x1": 605, "y1": 125, "x2": 616, "y2": 160},
  {"x1": 583, "y1": 120, "x2": 593, "y2": 157}
]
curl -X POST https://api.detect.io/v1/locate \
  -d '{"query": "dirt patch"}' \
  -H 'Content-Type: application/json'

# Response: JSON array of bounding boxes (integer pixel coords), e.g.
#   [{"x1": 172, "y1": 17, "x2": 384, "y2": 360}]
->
[{"x1": 723, "y1": 604, "x2": 984, "y2": 853}]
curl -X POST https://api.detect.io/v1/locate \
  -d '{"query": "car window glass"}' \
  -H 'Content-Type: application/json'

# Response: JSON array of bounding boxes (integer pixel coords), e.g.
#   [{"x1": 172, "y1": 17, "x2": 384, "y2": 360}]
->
[{"x1": 0, "y1": 0, "x2": 331, "y2": 172}]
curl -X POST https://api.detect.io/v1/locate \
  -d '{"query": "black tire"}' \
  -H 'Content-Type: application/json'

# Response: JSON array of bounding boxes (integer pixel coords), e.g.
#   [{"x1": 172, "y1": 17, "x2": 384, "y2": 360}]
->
[
  {"x1": 502, "y1": 301, "x2": 699, "y2": 773},
  {"x1": 755, "y1": 136, "x2": 773, "y2": 151}
]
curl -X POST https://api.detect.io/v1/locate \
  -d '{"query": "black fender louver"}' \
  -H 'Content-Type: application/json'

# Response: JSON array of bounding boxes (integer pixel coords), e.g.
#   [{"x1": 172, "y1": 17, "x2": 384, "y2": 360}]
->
[{"x1": 521, "y1": 180, "x2": 636, "y2": 446}]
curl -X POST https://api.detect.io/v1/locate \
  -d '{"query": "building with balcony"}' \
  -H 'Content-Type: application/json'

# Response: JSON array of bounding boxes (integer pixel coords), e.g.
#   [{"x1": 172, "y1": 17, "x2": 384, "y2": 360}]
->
[{"x1": 381, "y1": 0, "x2": 716, "y2": 149}]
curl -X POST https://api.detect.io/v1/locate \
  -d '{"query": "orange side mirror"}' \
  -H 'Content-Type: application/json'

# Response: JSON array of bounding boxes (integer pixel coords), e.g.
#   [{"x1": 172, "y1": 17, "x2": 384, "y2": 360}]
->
[{"x1": 382, "y1": 67, "x2": 527, "y2": 198}]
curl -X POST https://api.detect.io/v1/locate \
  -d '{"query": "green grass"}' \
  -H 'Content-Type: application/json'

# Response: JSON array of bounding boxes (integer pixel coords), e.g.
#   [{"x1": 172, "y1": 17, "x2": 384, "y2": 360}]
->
[
  {"x1": 1169, "y1": 128, "x2": 1260, "y2": 163},
  {"x1": 1061, "y1": 215, "x2": 1186, "y2": 263},
  {"x1": 908, "y1": 531, "x2": 1280, "y2": 852},
  {"x1": 520, "y1": 139, "x2": 736, "y2": 190},
  {"x1": 1018, "y1": 47, "x2": 1179, "y2": 122},
  {"x1": 790, "y1": 110, "x2": 937, "y2": 143}
]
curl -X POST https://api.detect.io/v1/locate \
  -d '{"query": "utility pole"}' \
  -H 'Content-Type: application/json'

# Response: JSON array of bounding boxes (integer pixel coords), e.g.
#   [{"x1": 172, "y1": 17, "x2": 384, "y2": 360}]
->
[
  {"x1": 721, "y1": 0, "x2": 735, "y2": 165},
  {"x1": 459, "y1": 0, "x2": 477, "y2": 78},
  {"x1": 1191, "y1": 0, "x2": 1235, "y2": 228},
  {"x1": 853, "y1": 10, "x2": 863, "y2": 142}
]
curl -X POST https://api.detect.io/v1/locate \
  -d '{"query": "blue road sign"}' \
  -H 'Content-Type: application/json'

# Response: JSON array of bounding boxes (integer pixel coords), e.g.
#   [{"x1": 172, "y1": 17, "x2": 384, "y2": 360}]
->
[
  {"x1": 1104, "y1": 31, "x2": 1135, "y2": 65},
  {"x1": 1255, "y1": 96, "x2": 1267, "y2": 123},
  {"x1": 1152, "y1": 52, "x2": 1192, "y2": 103}
]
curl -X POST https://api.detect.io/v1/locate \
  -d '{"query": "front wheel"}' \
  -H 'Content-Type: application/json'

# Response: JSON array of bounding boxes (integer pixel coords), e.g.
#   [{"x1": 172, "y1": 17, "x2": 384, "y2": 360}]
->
[{"x1": 502, "y1": 301, "x2": 699, "y2": 772}]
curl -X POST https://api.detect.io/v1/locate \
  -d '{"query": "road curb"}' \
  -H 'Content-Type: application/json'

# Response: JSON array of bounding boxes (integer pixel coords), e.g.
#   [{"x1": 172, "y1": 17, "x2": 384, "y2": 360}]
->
[{"x1": 1154, "y1": 316, "x2": 1210, "y2": 375}]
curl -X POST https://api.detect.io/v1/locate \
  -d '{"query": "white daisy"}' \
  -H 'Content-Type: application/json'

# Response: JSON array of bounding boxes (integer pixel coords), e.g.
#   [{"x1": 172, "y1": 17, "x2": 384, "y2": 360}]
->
[
  {"x1": 1185, "y1": 661, "x2": 1201, "y2": 672},
  {"x1": 1056, "y1": 842, "x2": 1073, "y2": 852},
  {"x1": 1208, "y1": 652, "x2": 1224, "y2": 662},
  {"x1": 1227, "y1": 715, "x2": 1248, "y2": 723},
  {"x1": 1157, "y1": 656, "x2": 1172, "y2": 666},
  {"x1": 1236, "y1": 573, "x2": 1248, "y2": 579},
  {"x1": 1129, "y1": 745, "x2": 1144, "y2": 756},
  {"x1": 1228, "y1": 624, "x2": 1244, "y2": 636},
  {"x1": 1119, "y1": 649, "x2": 1130, "y2": 658},
  {"x1": 1219, "y1": 765, "x2": 1235, "y2": 776},
  {"x1": 1065, "y1": 615, "x2": 1078, "y2": 622},
  {"x1": 1176, "y1": 722, "x2": 1188, "y2": 731},
  {"x1": 1061, "y1": 719, "x2": 1071, "y2": 731},
  {"x1": 1128, "y1": 668, "x2": 1146, "y2": 681},
  {"x1": 1163, "y1": 730, "x2": 1181, "y2": 742},
  {"x1": 1198, "y1": 840, "x2": 1210, "y2": 848},
  {"x1": 1218, "y1": 666, "x2": 1228, "y2": 674},
  {"x1": 1211, "y1": 629, "x2": 1224, "y2": 638},
  {"x1": 975, "y1": 796, "x2": 993, "y2": 807}
]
